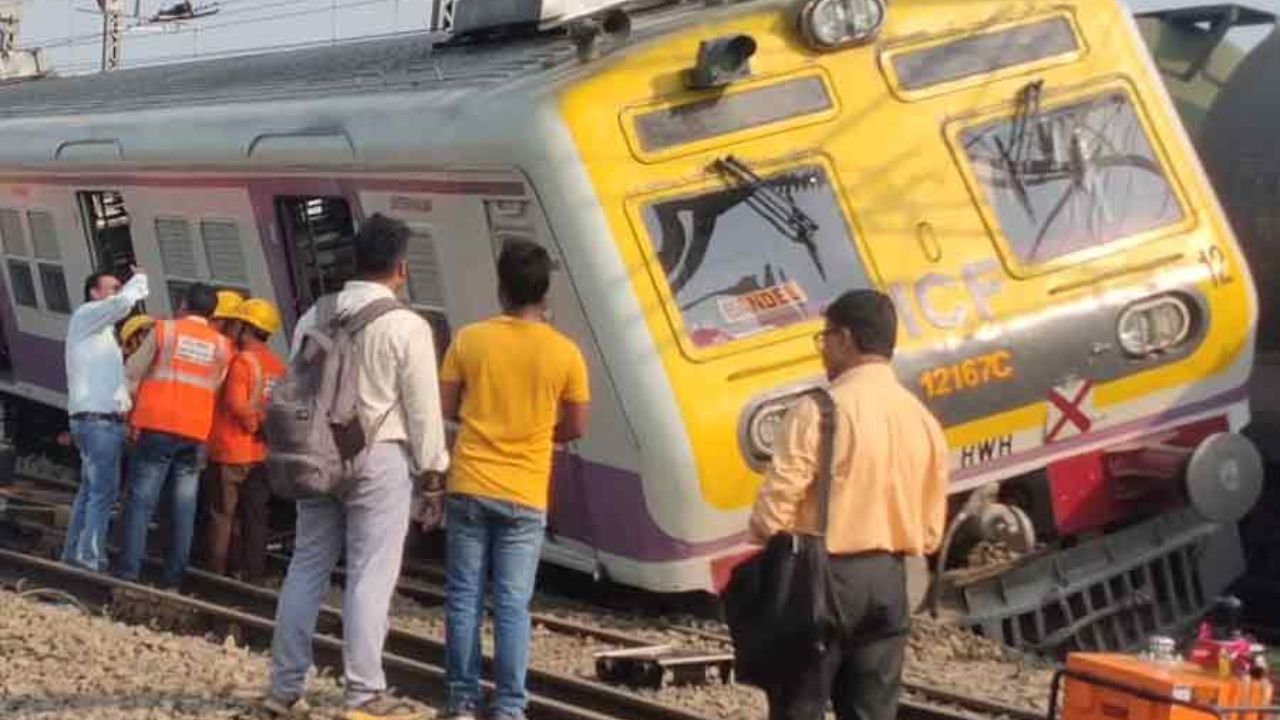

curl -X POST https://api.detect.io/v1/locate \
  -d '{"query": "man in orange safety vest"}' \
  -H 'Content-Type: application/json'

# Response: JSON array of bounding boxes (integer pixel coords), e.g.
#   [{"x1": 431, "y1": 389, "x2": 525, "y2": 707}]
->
[{"x1": 117, "y1": 282, "x2": 232, "y2": 588}]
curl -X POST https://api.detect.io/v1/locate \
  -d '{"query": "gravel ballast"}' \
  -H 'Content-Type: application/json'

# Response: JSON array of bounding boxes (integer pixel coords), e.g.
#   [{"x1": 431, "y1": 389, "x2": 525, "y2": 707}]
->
[
  {"x1": 0, "y1": 589, "x2": 355, "y2": 720},
  {"x1": 386, "y1": 591, "x2": 1055, "y2": 720}
]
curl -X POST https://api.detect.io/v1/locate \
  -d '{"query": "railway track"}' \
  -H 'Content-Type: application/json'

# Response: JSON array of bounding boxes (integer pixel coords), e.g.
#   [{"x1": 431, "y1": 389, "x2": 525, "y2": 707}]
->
[
  {"x1": 384, "y1": 556, "x2": 1049, "y2": 720},
  {"x1": 0, "y1": 546, "x2": 706, "y2": 720},
  {"x1": 0, "y1": 469, "x2": 1050, "y2": 720}
]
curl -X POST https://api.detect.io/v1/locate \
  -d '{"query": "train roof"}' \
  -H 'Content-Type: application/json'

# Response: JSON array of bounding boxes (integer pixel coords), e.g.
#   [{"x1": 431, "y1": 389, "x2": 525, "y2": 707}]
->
[
  {"x1": 0, "y1": 33, "x2": 567, "y2": 121},
  {"x1": 0, "y1": 0, "x2": 745, "y2": 121}
]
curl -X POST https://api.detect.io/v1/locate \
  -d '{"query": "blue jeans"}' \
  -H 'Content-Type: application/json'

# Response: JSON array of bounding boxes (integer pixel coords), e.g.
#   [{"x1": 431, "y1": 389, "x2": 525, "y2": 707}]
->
[
  {"x1": 61, "y1": 417, "x2": 126, "y2": 572},
  {"x1": 115, "y1": 430, "x2": 202, "y2": 586},
  {"x1": 445, "y1": 494, "x2": 545, "y2": 719}
]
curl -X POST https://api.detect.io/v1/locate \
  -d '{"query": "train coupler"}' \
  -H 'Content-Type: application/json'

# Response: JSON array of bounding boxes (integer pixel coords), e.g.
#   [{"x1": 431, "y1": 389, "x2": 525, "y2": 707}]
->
[{"x1": 594, "y1": 645, "x2": 734, "y2": 688}]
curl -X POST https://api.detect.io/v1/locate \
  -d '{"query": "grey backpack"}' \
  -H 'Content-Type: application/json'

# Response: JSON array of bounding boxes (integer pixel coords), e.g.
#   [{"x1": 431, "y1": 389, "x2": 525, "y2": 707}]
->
[{"x1": 264, "y1": 295, "x2": 403, "y2": 500}]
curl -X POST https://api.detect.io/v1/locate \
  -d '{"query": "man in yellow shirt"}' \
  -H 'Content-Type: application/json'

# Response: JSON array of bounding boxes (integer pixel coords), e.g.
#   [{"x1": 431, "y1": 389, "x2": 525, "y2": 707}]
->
[
  {"x1": 438, "y1": 240, "x2": 590, "y2": 720},
  {"x1": 748, "y1": 289, "x2": 949, "y2": 720}
]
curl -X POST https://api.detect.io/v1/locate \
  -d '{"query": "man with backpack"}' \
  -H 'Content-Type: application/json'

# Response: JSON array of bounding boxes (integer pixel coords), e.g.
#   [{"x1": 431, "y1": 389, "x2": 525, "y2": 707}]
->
[{"x1": 265, "y1": 214, "x2": 447, "y2": 720}]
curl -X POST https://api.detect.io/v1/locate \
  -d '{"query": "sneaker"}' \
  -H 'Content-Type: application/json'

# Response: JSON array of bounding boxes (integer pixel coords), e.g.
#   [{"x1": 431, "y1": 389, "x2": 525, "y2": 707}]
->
[
  {"x1": 344, "y1": 693, "x2": 429, "y2": 720},
  {"x1": 260, "y1": 694, "x2": 309, "y2": 718}
]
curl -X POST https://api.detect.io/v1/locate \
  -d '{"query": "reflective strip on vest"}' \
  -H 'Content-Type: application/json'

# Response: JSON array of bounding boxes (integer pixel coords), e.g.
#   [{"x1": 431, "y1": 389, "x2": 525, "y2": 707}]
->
[{"x1": 148, "y1": 325, "x2": 225, "y2": 390}]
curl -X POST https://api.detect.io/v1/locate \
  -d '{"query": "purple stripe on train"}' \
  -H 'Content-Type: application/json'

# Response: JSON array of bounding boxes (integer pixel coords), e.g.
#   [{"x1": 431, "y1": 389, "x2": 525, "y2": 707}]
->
[
  {"x1": 548, "y1": 452, "x2": 749, "y2": 563},
  {"x1": 545, "y1": 385, "x2": 1248, "y2": 564},
  {"x1": 9, "y1": 331, "x2": 67, "y2": 393}
]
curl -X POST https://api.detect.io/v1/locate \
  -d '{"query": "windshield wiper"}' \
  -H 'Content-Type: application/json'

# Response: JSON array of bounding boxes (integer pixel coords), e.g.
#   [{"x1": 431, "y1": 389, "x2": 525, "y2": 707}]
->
[
  {"x1": 999, "y1": 80, "x2": 1044, "y2": 219},
  {"x1": 712, "y1": 155, "x2": 827, "y2": 280}
]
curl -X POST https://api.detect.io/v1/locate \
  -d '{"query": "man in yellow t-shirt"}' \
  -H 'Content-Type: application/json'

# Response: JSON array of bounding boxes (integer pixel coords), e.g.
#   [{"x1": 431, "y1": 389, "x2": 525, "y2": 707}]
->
[{"x1": 437, "y1": 239, "x2": 590, "y2": 720}]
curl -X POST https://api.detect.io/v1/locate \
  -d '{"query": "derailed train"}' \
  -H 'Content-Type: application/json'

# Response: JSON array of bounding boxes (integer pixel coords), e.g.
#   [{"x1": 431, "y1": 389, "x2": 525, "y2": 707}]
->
[{"x1": 0, "y1": 0, "x2": 1267, "y2": 653}]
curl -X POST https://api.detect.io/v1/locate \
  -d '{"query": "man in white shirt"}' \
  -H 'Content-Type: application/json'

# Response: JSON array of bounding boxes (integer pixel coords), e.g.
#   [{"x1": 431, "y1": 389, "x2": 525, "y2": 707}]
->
[
  {"x1": 61, "y1": 267, "x2": 149, "y2": 572},
  {"x1": 267, "y1": 214, "x2": 447, "y2": 720}
]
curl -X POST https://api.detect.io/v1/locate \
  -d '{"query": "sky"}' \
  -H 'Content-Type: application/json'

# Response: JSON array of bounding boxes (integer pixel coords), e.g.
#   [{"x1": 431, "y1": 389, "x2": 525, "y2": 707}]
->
[{"x1": 12, "y1": 0, "x2": 1280, "y2": 75}]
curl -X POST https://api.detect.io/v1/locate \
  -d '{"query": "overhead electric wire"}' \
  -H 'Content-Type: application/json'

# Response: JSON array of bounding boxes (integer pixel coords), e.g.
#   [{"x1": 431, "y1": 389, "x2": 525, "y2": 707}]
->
[
  {"x1": 26, "y1": 0, "x2": 396, "y2": 52},
  {"x1": 54, "y1": 23, "x2": 431, "y2": 74}
]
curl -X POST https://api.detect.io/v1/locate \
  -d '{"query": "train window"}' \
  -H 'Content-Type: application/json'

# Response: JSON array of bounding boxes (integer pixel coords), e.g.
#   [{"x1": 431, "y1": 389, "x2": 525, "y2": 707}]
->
[
  {"x1": 38, "y1": 264, "x2": 71, "y2": 314},
  {"x1": 154, "y1": 218, "x2": 248, "y2": 311},
  {"x1": 26, "y1": 212, "x2": 69, "y2": 314},
  {"x1": 640, "y1": 163, "x2": 870, "y2": 349},
  {"x1": 27, "y1": 211, "x2": 61, "y2": 261},
  {"x1": 162, "y1": 278, "x2": 249, "y2": 313},
  {"x1": 404, "y1": 229, "x2": 451, "y2": 362},
  {"x1": 200, "y1": 220, "x2": 249, "y2": 284},
  {"x1": 405, "y1": 229, "x2": 446, "y2": 309},
  {"x1": 0, "y1": 208, "x2": 69, "y2": 314},
  {"x1": 889, "y1": 17, "x2": 1079, "y2": 92},
  {"x1": 276, "y1": 196, "x2": 357, "y2": 310},
  {"x1": 6, "y1": 259, "x2": 36, "y2": 308},
  {"x1": 962, "y1": 92, "x2": 1183, "y2": 265},
  {"x1": 155, "y1": 217, "x2": 199, "y2": 278},
  {"x1": 632, "y1": 76, "x2": 833, "y2": 153},
  {"x1": 483, "y1": 200, "x2": 537, "y2": 259},
  {"x1": 77, "y1": 191, "x2": 137, "y2": 280},
  {"x1": 21, "y1": 212, "x2": 69, "y2": 314},
  {"x1": 0, "y1": 210, "x2": 29, "y2": 257},
  {"x1": 165, "y1": 280, "x2": 194, "y2": 311}
]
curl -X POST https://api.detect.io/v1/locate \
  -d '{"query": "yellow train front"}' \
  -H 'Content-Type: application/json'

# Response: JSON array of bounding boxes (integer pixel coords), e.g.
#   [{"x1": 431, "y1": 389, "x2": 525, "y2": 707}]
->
[{"x1": 547, "y1": 0, "x2": 1261, "y2": 653}]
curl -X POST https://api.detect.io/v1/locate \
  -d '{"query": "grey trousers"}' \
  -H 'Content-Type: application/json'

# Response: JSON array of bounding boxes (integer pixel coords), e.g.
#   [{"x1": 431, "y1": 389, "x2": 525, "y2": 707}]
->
[{"x1": 269, "y1": 443, "x2": 413, "y2": 707}]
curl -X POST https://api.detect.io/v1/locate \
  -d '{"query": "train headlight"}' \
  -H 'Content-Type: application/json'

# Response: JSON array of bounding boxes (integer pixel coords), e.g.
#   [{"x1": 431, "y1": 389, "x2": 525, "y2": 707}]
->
[
  {"x1": 742, "y1": 391, "x2": 813, "y2": 467},
  {"x1": 798, "y1": 0, "x2": 886, "y2": 50},
  {"x1": 1117, "y1": 295, "x2": 1193, "y2": 357},
  {"x1": 748, "y1": 404, "x2": 789, "y2": 460}
]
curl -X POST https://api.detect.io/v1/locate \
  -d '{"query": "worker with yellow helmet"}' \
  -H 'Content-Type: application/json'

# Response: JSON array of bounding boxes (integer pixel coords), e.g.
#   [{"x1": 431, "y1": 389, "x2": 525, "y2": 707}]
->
[
  {"x1": 211, "y1": 289, "x2": 246, "y2": 339},
  {"x1": 204, "y1": 297, "x2": 286, "y2": 581},
  {"x1": 118, "y1": 314, "x2": 155, "y2": 362}
]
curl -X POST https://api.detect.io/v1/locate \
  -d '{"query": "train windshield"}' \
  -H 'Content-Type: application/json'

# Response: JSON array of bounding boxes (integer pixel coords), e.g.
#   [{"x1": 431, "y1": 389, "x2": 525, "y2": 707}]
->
[
  {"x1": 963, "y1": 91, "x2": 1183, "y2": 265},
  {"x1": 641, "y1": 163, "x2": 870, "y2": 349}
]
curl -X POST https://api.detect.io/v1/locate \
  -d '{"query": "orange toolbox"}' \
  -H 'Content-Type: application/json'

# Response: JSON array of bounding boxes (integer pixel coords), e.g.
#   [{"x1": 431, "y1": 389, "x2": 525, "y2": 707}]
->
[{"x1": 1055, "y1": 652, "x2": 1275, "y2": 720}]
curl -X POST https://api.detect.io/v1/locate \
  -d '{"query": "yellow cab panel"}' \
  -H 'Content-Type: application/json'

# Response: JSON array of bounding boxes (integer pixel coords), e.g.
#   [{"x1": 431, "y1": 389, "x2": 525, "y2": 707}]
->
[{"x1": 557, "y1": 0, "x2": 1255, "y2": 510}]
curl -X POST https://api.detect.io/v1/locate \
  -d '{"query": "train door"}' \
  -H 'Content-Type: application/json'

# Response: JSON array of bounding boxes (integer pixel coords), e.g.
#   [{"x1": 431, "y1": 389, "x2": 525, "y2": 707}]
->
[
  {"x1": 355, "y1": 189, "x2": 467, "y2": 364},
  {"x1": 76, "y1": 190, "x2": 137, "y2": 278},
  {"x1": 274, "y1": 195, "x2": 358, "y2": 315}
]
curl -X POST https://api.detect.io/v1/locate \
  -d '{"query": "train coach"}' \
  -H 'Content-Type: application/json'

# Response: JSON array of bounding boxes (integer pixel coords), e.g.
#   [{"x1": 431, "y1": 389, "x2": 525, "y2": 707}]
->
[{"x1": 0, "y1": 0, "x2": 1264, "y2": 653}]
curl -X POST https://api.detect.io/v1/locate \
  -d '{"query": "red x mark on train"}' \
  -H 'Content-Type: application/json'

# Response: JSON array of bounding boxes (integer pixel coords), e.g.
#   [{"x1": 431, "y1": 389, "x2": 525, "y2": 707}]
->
[{"x1": 1045, "y1": 379, "x2": 1094, "y2": 443}]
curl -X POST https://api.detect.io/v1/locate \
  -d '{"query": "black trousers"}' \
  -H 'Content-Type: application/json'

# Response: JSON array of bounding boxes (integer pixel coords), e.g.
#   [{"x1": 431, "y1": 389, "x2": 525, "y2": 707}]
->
[{"x1": 765, "y1": 552, "x2": 908, "y2": 720}]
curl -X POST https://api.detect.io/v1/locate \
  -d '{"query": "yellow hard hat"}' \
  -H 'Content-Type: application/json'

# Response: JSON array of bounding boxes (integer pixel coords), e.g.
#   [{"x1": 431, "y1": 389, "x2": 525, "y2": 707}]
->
[
  {"x1": 233, "y1": 298, "x2": 282, "y2": 336},
  {"x1": 213, "y1": 289, "x2": 245, "y2": 320},
  {"x1": 119, "y1": 314, "x2": 154, "y2": 344}
]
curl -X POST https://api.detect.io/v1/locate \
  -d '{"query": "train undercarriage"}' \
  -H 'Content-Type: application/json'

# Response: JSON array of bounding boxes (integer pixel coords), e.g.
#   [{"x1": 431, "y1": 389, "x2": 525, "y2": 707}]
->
[{"x1": 925, "y1": 409, "x2": 1270, "y2": 656}]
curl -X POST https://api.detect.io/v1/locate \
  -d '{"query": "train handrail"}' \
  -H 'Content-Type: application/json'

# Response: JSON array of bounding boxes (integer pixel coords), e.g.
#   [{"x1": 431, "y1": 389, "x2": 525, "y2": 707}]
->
[
  {"x1": 246, "y1": 128, "x2": 355, "y2": 160},
  {"x1": 53, "y1": 138, "x2": 124, "y2": 161}
]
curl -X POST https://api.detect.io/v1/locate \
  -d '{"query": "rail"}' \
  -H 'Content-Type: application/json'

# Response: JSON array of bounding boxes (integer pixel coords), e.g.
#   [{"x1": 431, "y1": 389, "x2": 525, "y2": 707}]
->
[
  {"x1": 1, "y1": 470, "x2": 1048, "y2": 720},
  {"x1": 0, "y1": 547, "x2": 700, "y2": 720}
]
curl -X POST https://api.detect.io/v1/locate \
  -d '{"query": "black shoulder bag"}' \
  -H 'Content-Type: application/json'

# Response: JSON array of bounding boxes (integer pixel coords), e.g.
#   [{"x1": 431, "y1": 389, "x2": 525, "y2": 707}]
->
[{"x1": 722, "y1": 388, "x2": 843, "y2": 688}]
